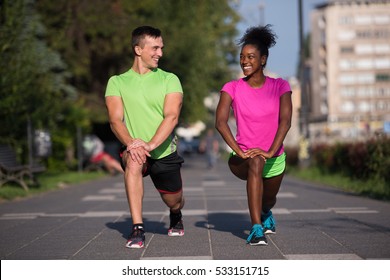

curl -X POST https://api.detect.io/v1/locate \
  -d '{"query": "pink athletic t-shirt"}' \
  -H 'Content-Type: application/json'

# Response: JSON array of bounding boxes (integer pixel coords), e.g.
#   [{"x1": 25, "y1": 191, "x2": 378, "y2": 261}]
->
[{"x1": 221, "y1": 76, "x2": 291, "y2": 156}]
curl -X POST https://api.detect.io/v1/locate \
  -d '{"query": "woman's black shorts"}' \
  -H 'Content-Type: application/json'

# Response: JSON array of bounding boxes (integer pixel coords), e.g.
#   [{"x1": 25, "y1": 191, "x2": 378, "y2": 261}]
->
[{"x1": 120, "y1": 147, "x2": 184, "y2": 194}]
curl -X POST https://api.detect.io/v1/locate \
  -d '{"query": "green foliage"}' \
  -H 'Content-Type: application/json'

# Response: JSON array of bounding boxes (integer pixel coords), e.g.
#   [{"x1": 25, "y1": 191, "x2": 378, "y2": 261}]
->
[
  {"x1": 1, "y1": 0, "x2": 240, "y2": 172},
  {"x1": 157, "y1": 0, "x2": 240, "y2": 122},
  {"x1": 0, "y1": 0, "x2": 81, "y2": 153},
  {"x1": 35, "y1": 0, "x2": 240, "y2": 123},
  {"x1": 366, "y1": 136, "x2": 390, "y2": 184},
  {"x1": 308, "y1": 136, "x2": 390, "y2": 198},
  {"x1": 288, "y1": 166, "x2": 390, "y2": 200}
]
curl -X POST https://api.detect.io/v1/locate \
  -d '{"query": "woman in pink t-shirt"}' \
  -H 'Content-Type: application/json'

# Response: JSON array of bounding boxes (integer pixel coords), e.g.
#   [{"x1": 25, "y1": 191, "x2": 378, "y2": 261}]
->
[{"x1": 216, "y1": 25, "x2": 292, "y2": 246}]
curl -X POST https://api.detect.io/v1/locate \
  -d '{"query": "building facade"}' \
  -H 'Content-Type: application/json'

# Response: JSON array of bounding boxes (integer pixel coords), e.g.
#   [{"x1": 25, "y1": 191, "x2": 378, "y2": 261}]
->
[{"x1": 310, "y1": 0, "x2": 390, "y2": 142}]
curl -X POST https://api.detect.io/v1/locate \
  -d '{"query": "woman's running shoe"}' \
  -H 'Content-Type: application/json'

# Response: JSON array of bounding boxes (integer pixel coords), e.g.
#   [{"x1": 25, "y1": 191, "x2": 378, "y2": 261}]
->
[
  {"x1": 262, "y1": 210, "x2": 276, "y2": 234},
  {"x1": 246, "y1": 224, "x2": 268, "y2": 246},
  {"x1": 126, "y1": 224, "x2": 145, "y2": 249}
]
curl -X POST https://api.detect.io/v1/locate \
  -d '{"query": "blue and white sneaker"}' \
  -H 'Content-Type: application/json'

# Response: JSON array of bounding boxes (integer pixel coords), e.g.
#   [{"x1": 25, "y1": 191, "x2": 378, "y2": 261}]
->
[
  {"x1": 246, "y1": 224, "x2": 268, "y2": 246},
  {"x1": 262, "y1": 211, "x2": 276, "y2": 234}
]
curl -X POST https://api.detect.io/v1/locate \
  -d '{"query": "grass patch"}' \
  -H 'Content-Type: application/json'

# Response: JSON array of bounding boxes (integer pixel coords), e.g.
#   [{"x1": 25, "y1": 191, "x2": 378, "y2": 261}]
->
[
  {"x1": 287, "y1": 166, "x2": 390, "y2": 201},
  {"x1": 0, "y1": 171, "x2": 107, "y2": 201}
]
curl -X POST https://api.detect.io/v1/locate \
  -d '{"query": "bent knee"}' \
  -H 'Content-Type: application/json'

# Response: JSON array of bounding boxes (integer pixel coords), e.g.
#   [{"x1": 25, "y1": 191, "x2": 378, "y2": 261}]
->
[
  {"x1": 123, "y1": 158, "x2": 144, "y2": 175},
  {"x1": 248, "y1": 156, "x2": 265, "y2": 171}
]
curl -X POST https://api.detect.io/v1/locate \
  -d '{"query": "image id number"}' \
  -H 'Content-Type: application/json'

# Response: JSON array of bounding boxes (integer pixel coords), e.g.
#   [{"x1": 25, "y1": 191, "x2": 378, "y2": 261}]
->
[{"x1": 215, "y1": 266, "x2": 269, "y2": 276}]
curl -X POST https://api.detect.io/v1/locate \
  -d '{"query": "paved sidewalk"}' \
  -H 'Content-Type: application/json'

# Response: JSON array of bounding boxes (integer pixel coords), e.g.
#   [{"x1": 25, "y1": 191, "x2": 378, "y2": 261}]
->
[{"x1": 0, "y1": 154, "x2": 389, "y2": 260}]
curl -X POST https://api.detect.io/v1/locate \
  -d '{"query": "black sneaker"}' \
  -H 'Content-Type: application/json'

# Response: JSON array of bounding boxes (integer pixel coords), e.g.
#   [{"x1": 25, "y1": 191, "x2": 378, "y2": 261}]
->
[
  {"x1": 168, "y1": 211, "x2": 184, "y2": 237},
  {"x1": 126, "y1": 224, "x2": 145, "y2": 249},
  {"x1": 246, "y1": 224, "x2": 268, "y2": 246}
]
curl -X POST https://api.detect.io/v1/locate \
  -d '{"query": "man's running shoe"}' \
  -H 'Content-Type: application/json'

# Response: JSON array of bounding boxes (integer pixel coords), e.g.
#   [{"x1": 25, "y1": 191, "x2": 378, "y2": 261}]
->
[
  {"x1": 168, "y1": 211, "x2": 184, "y2": 237},
  {"x1": 246, "y1": 224, "x2": 268, "y2": 246},
  {"x1": 262, "y1": 210, "x2": 276, "y2": 234},
  {"x1": 126, "y1": 224, "x2": 145, "y2": 249}
]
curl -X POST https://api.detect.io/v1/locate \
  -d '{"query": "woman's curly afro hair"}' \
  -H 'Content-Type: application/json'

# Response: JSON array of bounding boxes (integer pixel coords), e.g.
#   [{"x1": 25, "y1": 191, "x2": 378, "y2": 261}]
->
[{"x1": 238, "y1": 24, "x2": 277, "y2": 61}]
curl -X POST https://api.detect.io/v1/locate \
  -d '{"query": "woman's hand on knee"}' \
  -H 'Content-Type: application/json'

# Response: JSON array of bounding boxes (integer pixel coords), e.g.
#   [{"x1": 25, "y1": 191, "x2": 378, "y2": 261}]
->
[{"x1": 244, "y1": 148, "x2": 267, "y2": 160}]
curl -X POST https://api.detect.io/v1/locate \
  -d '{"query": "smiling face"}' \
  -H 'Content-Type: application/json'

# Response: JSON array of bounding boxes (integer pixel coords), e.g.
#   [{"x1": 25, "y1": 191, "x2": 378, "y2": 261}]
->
[
  {"x1": 240, "y1": 44, "x2": 267, "y2": 77},
  {"x1": 135, "y1": 35, "x2": 164, "y2": 70}
]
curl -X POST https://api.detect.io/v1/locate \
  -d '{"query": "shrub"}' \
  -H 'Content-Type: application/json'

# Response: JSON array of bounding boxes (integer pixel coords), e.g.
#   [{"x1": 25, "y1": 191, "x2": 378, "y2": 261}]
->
[{"x1": 311, "y1": 135, "x2": 390, "y2": 189}]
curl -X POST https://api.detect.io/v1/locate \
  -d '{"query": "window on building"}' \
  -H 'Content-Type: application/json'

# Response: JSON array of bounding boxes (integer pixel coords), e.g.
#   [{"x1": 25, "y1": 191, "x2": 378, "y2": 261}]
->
[
  {"x1": 375, "y1": 44, "x2": 390, "y2": 54},
  {"x1": 338, "y1": 30, "x2": 355, "y2": 41},
  {"x1": 318, "y1": 17, "x2": 326, "y2": 29},
  {"x1": 320, "y1": 75, "x2": 327, "y2": 86},
  {"x1": 355, "y1": 30, "x2": 390, "y2": 39},
  {"x1": 355, "y1": 15, "x2": 372, "y2": 25},
  {"x1": 341, "y1": 87, "x2": 355, "y2": 97},
  {"x1": 341, "y1": 101, "x2": 355, "y2": 113},
  {"x1": 377, "y1": 87, "x2": 390, "y2": 97},
  {"x1": 357, "y1": 87, "x2": 373, "y2": 97},
  {"x1": 375, "y1": 59, "x2": 390, "y2": 69},
  {"x1": 339, "y1": 74, "x2": 355, "y2": 85},
  {"x1": 374, "y1": 15, "x2": 390, "y2": 25},
  {"x1": 339, "y1": 16, "x2": 353, "y2": 25},
  {"x1": 357, "y1": 59, "x2": 373, "y2": 70},
  {"x1": 357, "y1": 73, "x2": 375, "y2": 84},
  {"x1": 377, "y1": 88, "x2": 385, "y2": 97},
  {"x1": 377, "y1": 101, "x2": 386, "y2": 111},
  {"x1": 373, "y1": 30, "x2": 390, "y2": 39},
  {"x1": 358, "y1": 102, "x2": 371, "y2": 112},
  {"x1": 356, "y1": 44, "x2": 373, "y2": 54},
  {"x1": 320, "y1": 102, "x2": 328, "y2": 115},
  {"x1": 340, "y1": 46, "x2": 354, "y2": 53},
  {"x1": 376, "y1": 74, "x2": 390, "y2": 82},
  {"x1": 356, "y1": 30, "x2": 371, "y2": 39},
  {"x1": 339, "y1": 59, "x2": 355, "y2": 70}
]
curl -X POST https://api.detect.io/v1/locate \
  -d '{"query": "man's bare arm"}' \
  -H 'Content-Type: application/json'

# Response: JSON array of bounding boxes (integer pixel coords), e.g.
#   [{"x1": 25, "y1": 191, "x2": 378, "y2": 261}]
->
[{"x1": 148, "y1": 92, "x2": 182, "y2": 151}]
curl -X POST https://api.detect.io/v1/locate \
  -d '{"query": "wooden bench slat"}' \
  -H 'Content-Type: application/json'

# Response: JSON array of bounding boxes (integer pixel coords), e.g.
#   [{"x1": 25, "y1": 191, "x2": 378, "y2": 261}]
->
[{"x1": 0, "y1": 145, "x2": 46, "y2": 191}]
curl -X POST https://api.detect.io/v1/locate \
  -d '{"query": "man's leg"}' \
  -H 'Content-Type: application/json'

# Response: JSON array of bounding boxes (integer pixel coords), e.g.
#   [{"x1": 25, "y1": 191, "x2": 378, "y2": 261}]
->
[
  {"x1": 161, "y1": 191, "x2": 185, "y2": 212},
  {"x1": 122, "y1": 151, "x2": 144, "y2": 224},
  {"x1": 161, "y1": 191, "x2": 185, "y2": 236},
  {"x1": 122, "y1": 151, "x2": 145, "y2": 248}
]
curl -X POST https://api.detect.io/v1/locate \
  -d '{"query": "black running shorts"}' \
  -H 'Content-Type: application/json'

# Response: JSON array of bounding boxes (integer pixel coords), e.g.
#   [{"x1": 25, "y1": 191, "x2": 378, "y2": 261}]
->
[{"x1": 120, "y1": 146, "x2": 184, "y2": 194}]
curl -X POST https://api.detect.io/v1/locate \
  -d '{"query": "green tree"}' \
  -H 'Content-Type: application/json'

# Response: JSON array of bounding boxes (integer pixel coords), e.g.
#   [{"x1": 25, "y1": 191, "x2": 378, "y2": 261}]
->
[
  {"x1": 36, "y1": 0, "x2": 240, "y2": 124},
  {"x1": 0, "y1": 0, "x2": 84, "y2": 167},
  {"x1": 158, "y1": 0, "x2": 240, "y2": 122}
]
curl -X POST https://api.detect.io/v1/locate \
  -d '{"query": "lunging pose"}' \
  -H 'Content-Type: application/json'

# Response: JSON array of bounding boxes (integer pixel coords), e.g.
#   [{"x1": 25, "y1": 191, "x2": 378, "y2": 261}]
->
[
  {"x1": 105, "y1": 26, "x2": 185, "y2": 249},
  {"x1": 215, "y1": 25, "x2": 292, "y2": 246}
]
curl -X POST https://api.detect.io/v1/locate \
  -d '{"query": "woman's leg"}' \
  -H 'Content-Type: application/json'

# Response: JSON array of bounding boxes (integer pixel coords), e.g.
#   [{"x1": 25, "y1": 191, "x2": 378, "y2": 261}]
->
[
  {"x1": 229, "y1": 155, "x2": 265, "y2": 225},
  {"x1": 262, "y1": 171, "x2": 285, "y2": 213}
]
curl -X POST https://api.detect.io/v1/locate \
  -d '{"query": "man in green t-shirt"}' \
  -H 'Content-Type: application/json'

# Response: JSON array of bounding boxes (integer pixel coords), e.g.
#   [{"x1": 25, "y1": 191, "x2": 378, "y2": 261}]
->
[{"x1": 105, "y1": 26, "x2": 185, "y2": 249}]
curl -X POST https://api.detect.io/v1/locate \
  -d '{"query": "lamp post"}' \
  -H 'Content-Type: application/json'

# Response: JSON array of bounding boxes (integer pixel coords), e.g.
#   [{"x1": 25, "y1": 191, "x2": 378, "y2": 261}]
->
[{"x1": 298, "y1": 0, "x2": 310, "y2": 165}]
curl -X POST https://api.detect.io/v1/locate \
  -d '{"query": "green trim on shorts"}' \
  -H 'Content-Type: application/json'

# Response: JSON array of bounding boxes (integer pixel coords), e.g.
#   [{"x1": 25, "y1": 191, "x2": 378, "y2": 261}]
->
[{"x1": 230, "y1": 152, "x2": 286, "y2": 178}]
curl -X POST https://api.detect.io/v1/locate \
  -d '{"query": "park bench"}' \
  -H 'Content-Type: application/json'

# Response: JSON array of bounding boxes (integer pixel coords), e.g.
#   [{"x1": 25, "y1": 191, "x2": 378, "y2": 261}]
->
[{"x1": 0, "y1": 145, "x2": 46, "y2": 191}]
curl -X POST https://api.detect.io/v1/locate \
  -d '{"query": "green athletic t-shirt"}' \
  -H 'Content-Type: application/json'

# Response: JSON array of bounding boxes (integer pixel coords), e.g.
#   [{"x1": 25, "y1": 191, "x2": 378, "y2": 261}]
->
[{"x1": 105, "y1": 68, "x2": 183, "y2": 159}]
